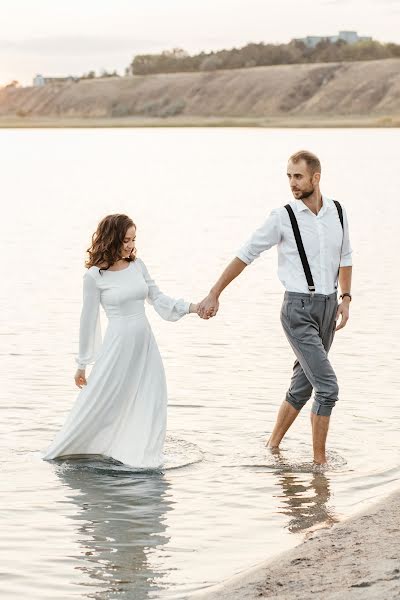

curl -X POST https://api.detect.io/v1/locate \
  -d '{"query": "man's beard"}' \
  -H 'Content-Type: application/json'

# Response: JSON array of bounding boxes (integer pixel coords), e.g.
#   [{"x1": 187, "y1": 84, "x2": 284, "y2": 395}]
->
[{"x1": 298, "y1": 186, "x2": 314, "y2": 199}]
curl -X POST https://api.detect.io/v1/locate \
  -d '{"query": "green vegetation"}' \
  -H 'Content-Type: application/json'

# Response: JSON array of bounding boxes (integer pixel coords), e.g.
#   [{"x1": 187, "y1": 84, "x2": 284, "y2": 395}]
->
[
  {"x1": 80, "y1": 69, "x2": 120, "y2": 80},
  {"x1": 128, "y1": 40, "x2": 400, "y2": 75}
]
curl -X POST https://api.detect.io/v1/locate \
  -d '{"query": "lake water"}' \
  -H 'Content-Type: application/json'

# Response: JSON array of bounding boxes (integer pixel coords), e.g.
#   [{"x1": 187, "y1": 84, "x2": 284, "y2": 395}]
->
[{"x1": 1, "y1": 128, "x2": 400, "y2": 600}]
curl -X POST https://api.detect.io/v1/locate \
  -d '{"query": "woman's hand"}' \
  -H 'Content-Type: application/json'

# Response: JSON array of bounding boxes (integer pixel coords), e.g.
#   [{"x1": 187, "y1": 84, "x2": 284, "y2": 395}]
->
[
  {"x1": 197, "y1": 293, "x2": 219, "y2": 319},
  {"x1": 75, "y1": 369, "x2": 87, "y2": 388}
]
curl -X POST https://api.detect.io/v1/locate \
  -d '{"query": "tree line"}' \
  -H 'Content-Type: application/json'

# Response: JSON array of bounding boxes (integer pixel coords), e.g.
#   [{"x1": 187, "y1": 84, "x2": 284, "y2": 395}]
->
[{"x1": 127, "y1": 39, "x2": 400, "y2": 76}]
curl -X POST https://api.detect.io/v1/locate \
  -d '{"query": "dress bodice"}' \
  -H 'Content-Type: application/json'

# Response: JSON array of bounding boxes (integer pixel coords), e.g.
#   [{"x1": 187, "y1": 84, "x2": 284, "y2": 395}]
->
[
  {"x1": 89, "y1": 260, "x2": 148, "y2": 319},
  {"x1": 76, "y1": 258, "x2": 190, "y2": 370}
]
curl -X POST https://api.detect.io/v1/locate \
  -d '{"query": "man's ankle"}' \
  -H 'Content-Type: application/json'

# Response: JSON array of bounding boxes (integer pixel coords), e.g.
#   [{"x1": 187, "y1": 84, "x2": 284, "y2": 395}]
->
[
  {"x1": 266, "y1": 435, "x2": 281, "y2": 448},
  {"x1": 267, "y1": 442, "x2": 280, "y2": 449},
  {"x1": 313, "y1": 454, "x2": 327, "y2": 465}
]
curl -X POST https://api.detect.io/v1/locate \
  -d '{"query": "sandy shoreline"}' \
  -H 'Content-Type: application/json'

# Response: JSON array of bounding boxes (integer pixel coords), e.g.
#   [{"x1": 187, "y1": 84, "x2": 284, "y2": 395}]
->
[
  {"x1": 0, "y1": 115, "x2": 400, "y2": 128},
  {"x1": 190, "y1": 489, "x2": 400, "y2": 599}
]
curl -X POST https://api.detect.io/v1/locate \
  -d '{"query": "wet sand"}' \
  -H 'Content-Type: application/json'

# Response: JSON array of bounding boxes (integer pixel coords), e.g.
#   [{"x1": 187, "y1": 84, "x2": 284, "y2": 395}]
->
[{"x1": 191, "y1": 489, "x2": 400, "y2": 599}]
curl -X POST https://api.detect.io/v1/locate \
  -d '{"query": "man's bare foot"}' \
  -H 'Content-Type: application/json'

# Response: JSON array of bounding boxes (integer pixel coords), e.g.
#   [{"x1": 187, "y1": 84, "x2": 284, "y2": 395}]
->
[
  {"x1": 266, "y1": 437, "x2": 280, "y2": 451},
  {"x1": 313, "y1": 452, "x2": 327, "y2": 465},
  {"x1": 265, "y1": 438, "x2": 281, "y2": 454},
  {"x1": 313, "y1": 461, "x2": 328, "y2": 473}
]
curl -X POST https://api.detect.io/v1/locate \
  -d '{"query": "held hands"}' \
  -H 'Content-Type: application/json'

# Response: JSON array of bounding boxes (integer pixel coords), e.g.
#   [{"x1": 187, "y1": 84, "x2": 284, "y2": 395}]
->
[
  {"x1": 335, "y1": 298, "x2": 350, "y2": 331},
  {"x1": 196, "y1": 293, "x2": 219, "y2": 319},
  {"x1": 75, "y1": 369, "x2": 87, "y2": 388}
]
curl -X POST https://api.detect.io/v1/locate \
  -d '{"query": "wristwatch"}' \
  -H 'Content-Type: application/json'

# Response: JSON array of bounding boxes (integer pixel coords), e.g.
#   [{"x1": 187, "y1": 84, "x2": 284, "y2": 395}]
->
[{"x1": 340, "y1": 293, "x2": 352, "y2": 301}]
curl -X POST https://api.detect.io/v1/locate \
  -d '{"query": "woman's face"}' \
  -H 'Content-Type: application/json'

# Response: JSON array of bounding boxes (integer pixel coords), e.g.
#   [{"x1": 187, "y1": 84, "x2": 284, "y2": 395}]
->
[{"x1": 121, "y1": 225, "x2": 136, "y2": 258}]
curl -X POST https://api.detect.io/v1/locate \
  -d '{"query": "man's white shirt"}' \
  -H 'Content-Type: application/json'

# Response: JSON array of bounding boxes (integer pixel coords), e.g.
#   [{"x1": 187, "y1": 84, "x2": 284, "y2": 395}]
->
[{"x1": 236, "y1": 196, "x2": 352, "y2": 295}]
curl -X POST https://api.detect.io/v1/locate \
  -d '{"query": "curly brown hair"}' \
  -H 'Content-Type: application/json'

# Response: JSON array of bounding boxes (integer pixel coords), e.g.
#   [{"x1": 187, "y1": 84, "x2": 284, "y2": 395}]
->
[{"x1": 85, "y1": 214, "x2": 137, "y2": 272}]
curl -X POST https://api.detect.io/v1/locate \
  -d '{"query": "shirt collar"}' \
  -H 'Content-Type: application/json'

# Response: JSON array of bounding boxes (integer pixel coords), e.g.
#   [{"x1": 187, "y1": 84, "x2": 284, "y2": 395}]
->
[
  {"x1": 294, "y1": 199, "x2": 309, "y2": 212},
  {"x1": 294, "y1": 196, "x2": 332, "y2": 214}
]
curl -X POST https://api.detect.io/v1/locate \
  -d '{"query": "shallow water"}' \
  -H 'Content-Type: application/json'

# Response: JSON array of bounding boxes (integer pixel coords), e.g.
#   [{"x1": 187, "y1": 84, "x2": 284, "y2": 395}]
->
[{"x1": 1, "y1": 128, "x2": 400, "y2": 599}]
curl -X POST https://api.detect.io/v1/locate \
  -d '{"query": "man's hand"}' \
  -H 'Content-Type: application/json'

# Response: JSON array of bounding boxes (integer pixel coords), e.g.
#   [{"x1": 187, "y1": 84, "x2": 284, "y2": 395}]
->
[
  {"x1": 195, "y1": 258, "x2": 246, "y2": 320},
  {"x1": 197, "y1": 293, "x2": 219, "y2": 319},
  {"x1": 75, "y1": 369, "x2": 87, "y2": 388},
  {"x1": 335, "y1": 299, "x2": 350, "y2": 331}
]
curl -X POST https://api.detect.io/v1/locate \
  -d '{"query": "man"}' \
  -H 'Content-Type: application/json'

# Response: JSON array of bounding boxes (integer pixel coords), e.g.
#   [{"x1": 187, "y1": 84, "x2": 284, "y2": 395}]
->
[{"x1": 198, "y1": 150, "x2": 352, "y2": 465}]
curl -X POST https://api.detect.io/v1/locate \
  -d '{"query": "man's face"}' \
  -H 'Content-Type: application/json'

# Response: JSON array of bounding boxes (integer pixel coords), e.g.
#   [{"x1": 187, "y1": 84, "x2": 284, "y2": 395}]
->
[{"x1": 287, "y1": 159, "x2": 319, "y2": 200}]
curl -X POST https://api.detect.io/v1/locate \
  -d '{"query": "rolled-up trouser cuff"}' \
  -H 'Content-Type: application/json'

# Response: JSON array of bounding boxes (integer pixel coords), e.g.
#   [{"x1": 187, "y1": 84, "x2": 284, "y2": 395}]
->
[
  {"x1": 311, "y1": 400, "x2": 333, "y2": 416},
  {"x1": 285, "y1": 392, "x2": 308, "y2": 412}
]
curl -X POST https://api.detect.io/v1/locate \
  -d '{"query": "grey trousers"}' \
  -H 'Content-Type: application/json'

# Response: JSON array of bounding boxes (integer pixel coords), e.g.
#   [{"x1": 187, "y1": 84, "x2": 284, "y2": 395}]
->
[{"x1": 280, "y1": 291, "x2": 339, "y2": 417}]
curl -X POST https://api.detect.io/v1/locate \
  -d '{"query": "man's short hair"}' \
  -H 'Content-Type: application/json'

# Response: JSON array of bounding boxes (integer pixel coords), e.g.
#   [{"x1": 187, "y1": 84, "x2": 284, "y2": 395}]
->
[{"x1": 288, "y1": 150, "x2": 321, "y2": 175}]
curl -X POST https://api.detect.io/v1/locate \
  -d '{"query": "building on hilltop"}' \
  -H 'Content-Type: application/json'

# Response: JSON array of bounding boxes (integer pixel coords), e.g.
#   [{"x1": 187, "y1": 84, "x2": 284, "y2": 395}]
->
[
  {"x1": 33, "y1": 74, "x2": 78, "y2": 87},
  {"x1": 295, "y1": 30, "x2": 372, "y2": 48}
]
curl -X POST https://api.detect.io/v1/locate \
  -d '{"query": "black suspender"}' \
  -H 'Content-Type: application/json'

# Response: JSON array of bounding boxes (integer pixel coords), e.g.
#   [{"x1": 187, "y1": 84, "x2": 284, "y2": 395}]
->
[
  {"x1": 333, "y1": 200, "x2": 343, "y2": 229},
  {"x1": 284, "y1": 201, "x2": 343, "y2": 294},
  {"x1": 285, "y1": 204, "x2": 316, "y2": 293},
  {"x1": 333, "y1": 200, "x2": 344, "y2": 290}
]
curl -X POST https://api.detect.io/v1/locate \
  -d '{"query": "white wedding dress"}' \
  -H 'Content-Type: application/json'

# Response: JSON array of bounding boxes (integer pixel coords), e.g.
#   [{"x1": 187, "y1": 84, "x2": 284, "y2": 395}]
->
[{"x1": 42, "y1": 258, "x2": 190, "y2": 469}]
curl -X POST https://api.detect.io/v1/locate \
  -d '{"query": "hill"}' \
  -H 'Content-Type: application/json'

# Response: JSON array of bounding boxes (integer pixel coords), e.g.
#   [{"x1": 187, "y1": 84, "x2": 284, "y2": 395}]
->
[{"x1": 1, "y1": 59, "x2": 399, "y2": 127}]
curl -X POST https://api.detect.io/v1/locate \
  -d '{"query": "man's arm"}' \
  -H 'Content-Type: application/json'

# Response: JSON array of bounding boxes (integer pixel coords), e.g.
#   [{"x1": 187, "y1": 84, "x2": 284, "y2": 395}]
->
[
  {"x1": 197, "y1": 258, "x2": 247, "y2": 319},
  {"x1": 336, "y1": 266, "x2": 352, "y2": 331},
  {"x1": 335, "y1": 203, "x2": 353, "y2": 332},
  {"x1": 198, "y1": 209, "x2": 282, "y2": 319}
]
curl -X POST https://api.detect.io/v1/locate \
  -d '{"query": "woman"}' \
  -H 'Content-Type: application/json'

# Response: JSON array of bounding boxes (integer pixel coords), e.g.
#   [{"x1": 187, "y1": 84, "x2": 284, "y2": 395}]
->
[{"x1": 43, "y1": 214, "x2": 199, "y2": 469}]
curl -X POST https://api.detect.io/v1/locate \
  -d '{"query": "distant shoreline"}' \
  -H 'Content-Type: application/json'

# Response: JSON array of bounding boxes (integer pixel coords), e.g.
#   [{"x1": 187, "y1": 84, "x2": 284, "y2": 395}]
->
[
  {"x1": 1, "y1": 115, "x2": 399, "y2": 128},
  {"x1": 2, "y1": 59, "x2": 400, "y2": 128}
]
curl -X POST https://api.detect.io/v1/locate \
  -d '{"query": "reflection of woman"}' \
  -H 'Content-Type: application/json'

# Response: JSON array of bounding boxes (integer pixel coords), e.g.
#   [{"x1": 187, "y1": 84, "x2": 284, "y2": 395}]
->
[
  {"x1": 43, "y1": 214, "x2": 198, "y2": 468},
  {"x1": 55, "y1": 464, "x2": 171, "y2": 599}
]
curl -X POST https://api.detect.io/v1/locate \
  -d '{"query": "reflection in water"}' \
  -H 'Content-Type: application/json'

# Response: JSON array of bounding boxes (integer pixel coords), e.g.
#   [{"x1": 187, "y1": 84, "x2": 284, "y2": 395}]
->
[
  {"x1": 270, "y1": 450, "x2": 339, "y2": 533},
  {"x1": 4, "y1": 129, "x2": 400, "y2": 599},
  {"x1": 54, "y1": 461, "x2": 172, "y2": 600}
]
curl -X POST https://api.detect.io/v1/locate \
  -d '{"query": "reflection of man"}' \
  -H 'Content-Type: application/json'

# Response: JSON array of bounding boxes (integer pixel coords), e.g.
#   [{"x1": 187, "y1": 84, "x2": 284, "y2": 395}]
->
[
  {"x1": 198, "y1": 151, "x2": 352, "y2": 465},
  {"x1": 274, "y1": 469, "x2": 338, "y2": 534}
]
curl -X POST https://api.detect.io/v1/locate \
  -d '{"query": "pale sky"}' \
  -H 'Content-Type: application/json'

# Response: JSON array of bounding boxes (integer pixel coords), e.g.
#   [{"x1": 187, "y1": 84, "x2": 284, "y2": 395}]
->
[{"x1": 2, "y1": 0, "x2": 400, "y2": 86}]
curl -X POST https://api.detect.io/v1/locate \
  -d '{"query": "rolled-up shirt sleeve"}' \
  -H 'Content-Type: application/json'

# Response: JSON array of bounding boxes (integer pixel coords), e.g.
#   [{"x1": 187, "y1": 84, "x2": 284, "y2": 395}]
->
[
  {"x1": 76, "y1": 271, "x2": 102, "y2": 370},
  {"x1": 236, "y1": 209, "x2": 282, "y2": 265},
  {"x1": 137, "y1": 258, "x2": 190, "y2": 321},
  {"x1": 340, "y1": 206, "x2": 353, "y2": 267}
]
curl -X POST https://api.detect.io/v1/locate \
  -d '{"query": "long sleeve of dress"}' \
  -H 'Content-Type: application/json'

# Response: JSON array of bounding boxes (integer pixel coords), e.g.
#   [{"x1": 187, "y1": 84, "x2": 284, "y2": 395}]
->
[
  {"x1": 75, "y1": 270, "x2": 102, "y2": 370},
  {"x1": 137, "y1": 258, "x2": 190, "y2": 321}
]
